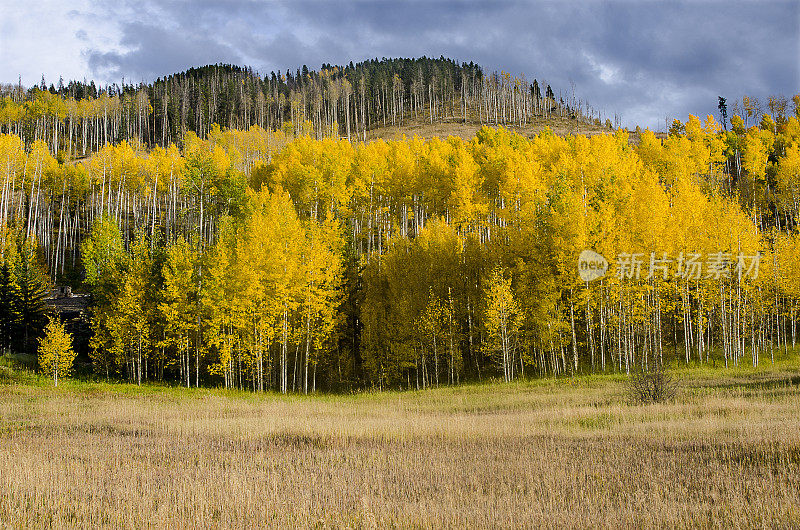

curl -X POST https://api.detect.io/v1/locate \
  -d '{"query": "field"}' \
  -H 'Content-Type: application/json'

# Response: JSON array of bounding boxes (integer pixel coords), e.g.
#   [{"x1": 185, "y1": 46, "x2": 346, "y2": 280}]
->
[{"x1": 1, "y1": 359, "x2": 799, "y2": 528}]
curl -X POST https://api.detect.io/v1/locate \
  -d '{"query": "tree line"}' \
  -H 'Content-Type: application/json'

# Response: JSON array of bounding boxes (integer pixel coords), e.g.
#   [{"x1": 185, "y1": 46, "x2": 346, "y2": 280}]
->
[
  {"x1": 0, "y1": 92, "x2": 798, "y2": 390},
  {"x1": 0, "y1": 57, "x2": 613, "y2": 157}
]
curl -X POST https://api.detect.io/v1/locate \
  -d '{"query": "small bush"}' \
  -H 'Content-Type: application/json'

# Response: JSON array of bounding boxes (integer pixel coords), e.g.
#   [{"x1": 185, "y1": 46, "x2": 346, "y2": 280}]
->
[{"x1": 627, "y1": 362, "x2": 677, "y2": 404}]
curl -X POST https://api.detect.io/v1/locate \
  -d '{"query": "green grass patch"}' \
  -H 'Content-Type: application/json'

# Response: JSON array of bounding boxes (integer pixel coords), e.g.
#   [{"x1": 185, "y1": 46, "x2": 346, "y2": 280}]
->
[{"x1": 0, "y1": 349, "x2": 798, "y2": 408}]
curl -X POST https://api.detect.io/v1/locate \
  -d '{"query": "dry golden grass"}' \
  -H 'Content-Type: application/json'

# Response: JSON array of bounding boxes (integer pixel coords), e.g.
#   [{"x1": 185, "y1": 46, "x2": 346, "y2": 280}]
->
[
  {"x1": 1, "y1": 366, "x2": 799, "y2": 528},
  {"x1": 363, "y1": 117, "x2": 623, "y2": 143}
]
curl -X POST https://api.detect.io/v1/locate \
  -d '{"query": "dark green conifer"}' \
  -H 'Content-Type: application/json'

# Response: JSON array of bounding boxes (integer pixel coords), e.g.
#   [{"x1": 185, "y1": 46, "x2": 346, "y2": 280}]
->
[
  {"x1": 13, "y1": 246, "x2": 49, "y2": 356},
  {"x1": 0, "y1": 261, "x2": 20, "y2": 355}
]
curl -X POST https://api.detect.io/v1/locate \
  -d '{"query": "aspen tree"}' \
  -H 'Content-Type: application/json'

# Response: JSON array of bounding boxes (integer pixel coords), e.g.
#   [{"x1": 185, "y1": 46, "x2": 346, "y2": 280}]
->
[
  {"x1": 38, "y1": 317, "x2": 75, "y2": 386},
  {"x1": 483, "y1": 267, "x2": 519, "y2": 382},
  {"x1": 300, "y1": 214, "x2": 344, "y2": 393},
  {"x1": 161, "y1": 238, "x2": 197, "y2": 387}
]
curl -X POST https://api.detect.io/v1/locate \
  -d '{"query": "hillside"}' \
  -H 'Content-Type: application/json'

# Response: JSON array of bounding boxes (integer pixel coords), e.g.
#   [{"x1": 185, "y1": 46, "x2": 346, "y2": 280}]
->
[
  {"x1": 0, "y1": 56, "x2": 794, "y2": 394},
  {"x1": 0, "y1": 57, "x2": 619, "y2": 154},
  {"x1": 364, "y1": 115, "x2": 617, "y2": 142}
]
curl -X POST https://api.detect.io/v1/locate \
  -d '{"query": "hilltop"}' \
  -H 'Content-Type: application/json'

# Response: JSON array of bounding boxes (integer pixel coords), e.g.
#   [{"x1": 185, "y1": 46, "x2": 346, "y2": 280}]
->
[{"x1": 0, "y1": 57, "x2": 626, "y2": 154}]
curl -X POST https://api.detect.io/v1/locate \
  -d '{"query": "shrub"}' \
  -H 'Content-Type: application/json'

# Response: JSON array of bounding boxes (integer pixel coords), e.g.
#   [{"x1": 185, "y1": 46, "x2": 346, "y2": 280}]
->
[{"x1": 627, "y1": 361, "x2": 677, "y2": 404}]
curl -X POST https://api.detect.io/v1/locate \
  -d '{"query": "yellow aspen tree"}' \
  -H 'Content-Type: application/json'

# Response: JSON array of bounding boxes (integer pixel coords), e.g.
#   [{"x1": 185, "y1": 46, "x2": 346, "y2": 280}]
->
[
  {"x1": 160, "y1": 238, "x2": 197, "y2": 387},
  {"x1": 417, "y1": 294, "x2": 446, "y2": 387},
  {"x1": 483, "y1": 266, "x2": 520, "y2": 382},
  {"x1": 202, "y1": 218, "x2": 237, "y2": 388},
  {"x1": 38, "y1": 317, "x2": 76, "y2": 386},
  {"x1": 300, "y1": 213, "x2": 344, "y2": 393},
  {"x1": 116, "y1": 234, "x2": 153, "y2": 385}
]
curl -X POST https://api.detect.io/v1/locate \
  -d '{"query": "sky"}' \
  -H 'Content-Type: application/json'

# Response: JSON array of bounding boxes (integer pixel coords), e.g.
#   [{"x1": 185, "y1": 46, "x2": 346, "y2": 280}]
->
[{"x1": 0, "y1": 0, "x2": 797, "y2": 130}]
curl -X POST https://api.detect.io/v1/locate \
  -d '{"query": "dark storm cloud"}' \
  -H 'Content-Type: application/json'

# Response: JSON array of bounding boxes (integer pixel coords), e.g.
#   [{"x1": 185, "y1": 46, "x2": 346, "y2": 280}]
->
[
  {"x1": 86, "y1": 20, "x2": 243, "y2": 82},
  {"x1": 78, "y1": 0, "x2": 798, "y2": 129}
]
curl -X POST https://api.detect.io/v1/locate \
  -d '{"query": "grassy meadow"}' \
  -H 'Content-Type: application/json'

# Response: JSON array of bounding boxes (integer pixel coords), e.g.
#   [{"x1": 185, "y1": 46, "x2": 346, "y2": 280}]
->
[{"x1": 1, "y1": 356, "x2": 799, "y2": 528}]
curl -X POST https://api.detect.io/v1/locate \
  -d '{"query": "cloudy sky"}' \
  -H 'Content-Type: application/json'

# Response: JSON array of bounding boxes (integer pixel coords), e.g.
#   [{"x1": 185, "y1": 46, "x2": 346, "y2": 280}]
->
[{"x1": 1, "y1": 0, "x2": 797, "y2": 130}]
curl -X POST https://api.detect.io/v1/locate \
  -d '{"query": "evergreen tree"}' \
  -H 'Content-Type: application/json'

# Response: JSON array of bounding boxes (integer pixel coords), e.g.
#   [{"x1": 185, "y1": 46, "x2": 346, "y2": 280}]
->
[
  {"x1": 0, "y1": 261, "x2": 20, "y2": 355},
  {"x1": 13, "y1": 243, "x2": 49, "y2": 356},
  {"x1": 718, "y1": 96, "x2": 728, "y2": 131}
]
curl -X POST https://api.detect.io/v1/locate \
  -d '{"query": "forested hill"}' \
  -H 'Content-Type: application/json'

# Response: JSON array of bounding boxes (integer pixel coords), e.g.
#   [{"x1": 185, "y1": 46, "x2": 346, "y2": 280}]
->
[
  {"x1": 6, "y1": 55, "x2": 797, "y2": 394},
  {"x1": 0, "y1": 57, "x2": 614, "y2": 154}
]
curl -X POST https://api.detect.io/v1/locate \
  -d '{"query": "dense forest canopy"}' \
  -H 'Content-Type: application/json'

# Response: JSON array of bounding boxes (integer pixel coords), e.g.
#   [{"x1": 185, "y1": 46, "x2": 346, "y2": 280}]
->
[{"x1": 0, "y1": 57, "x2": 798, "y2": 392}]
